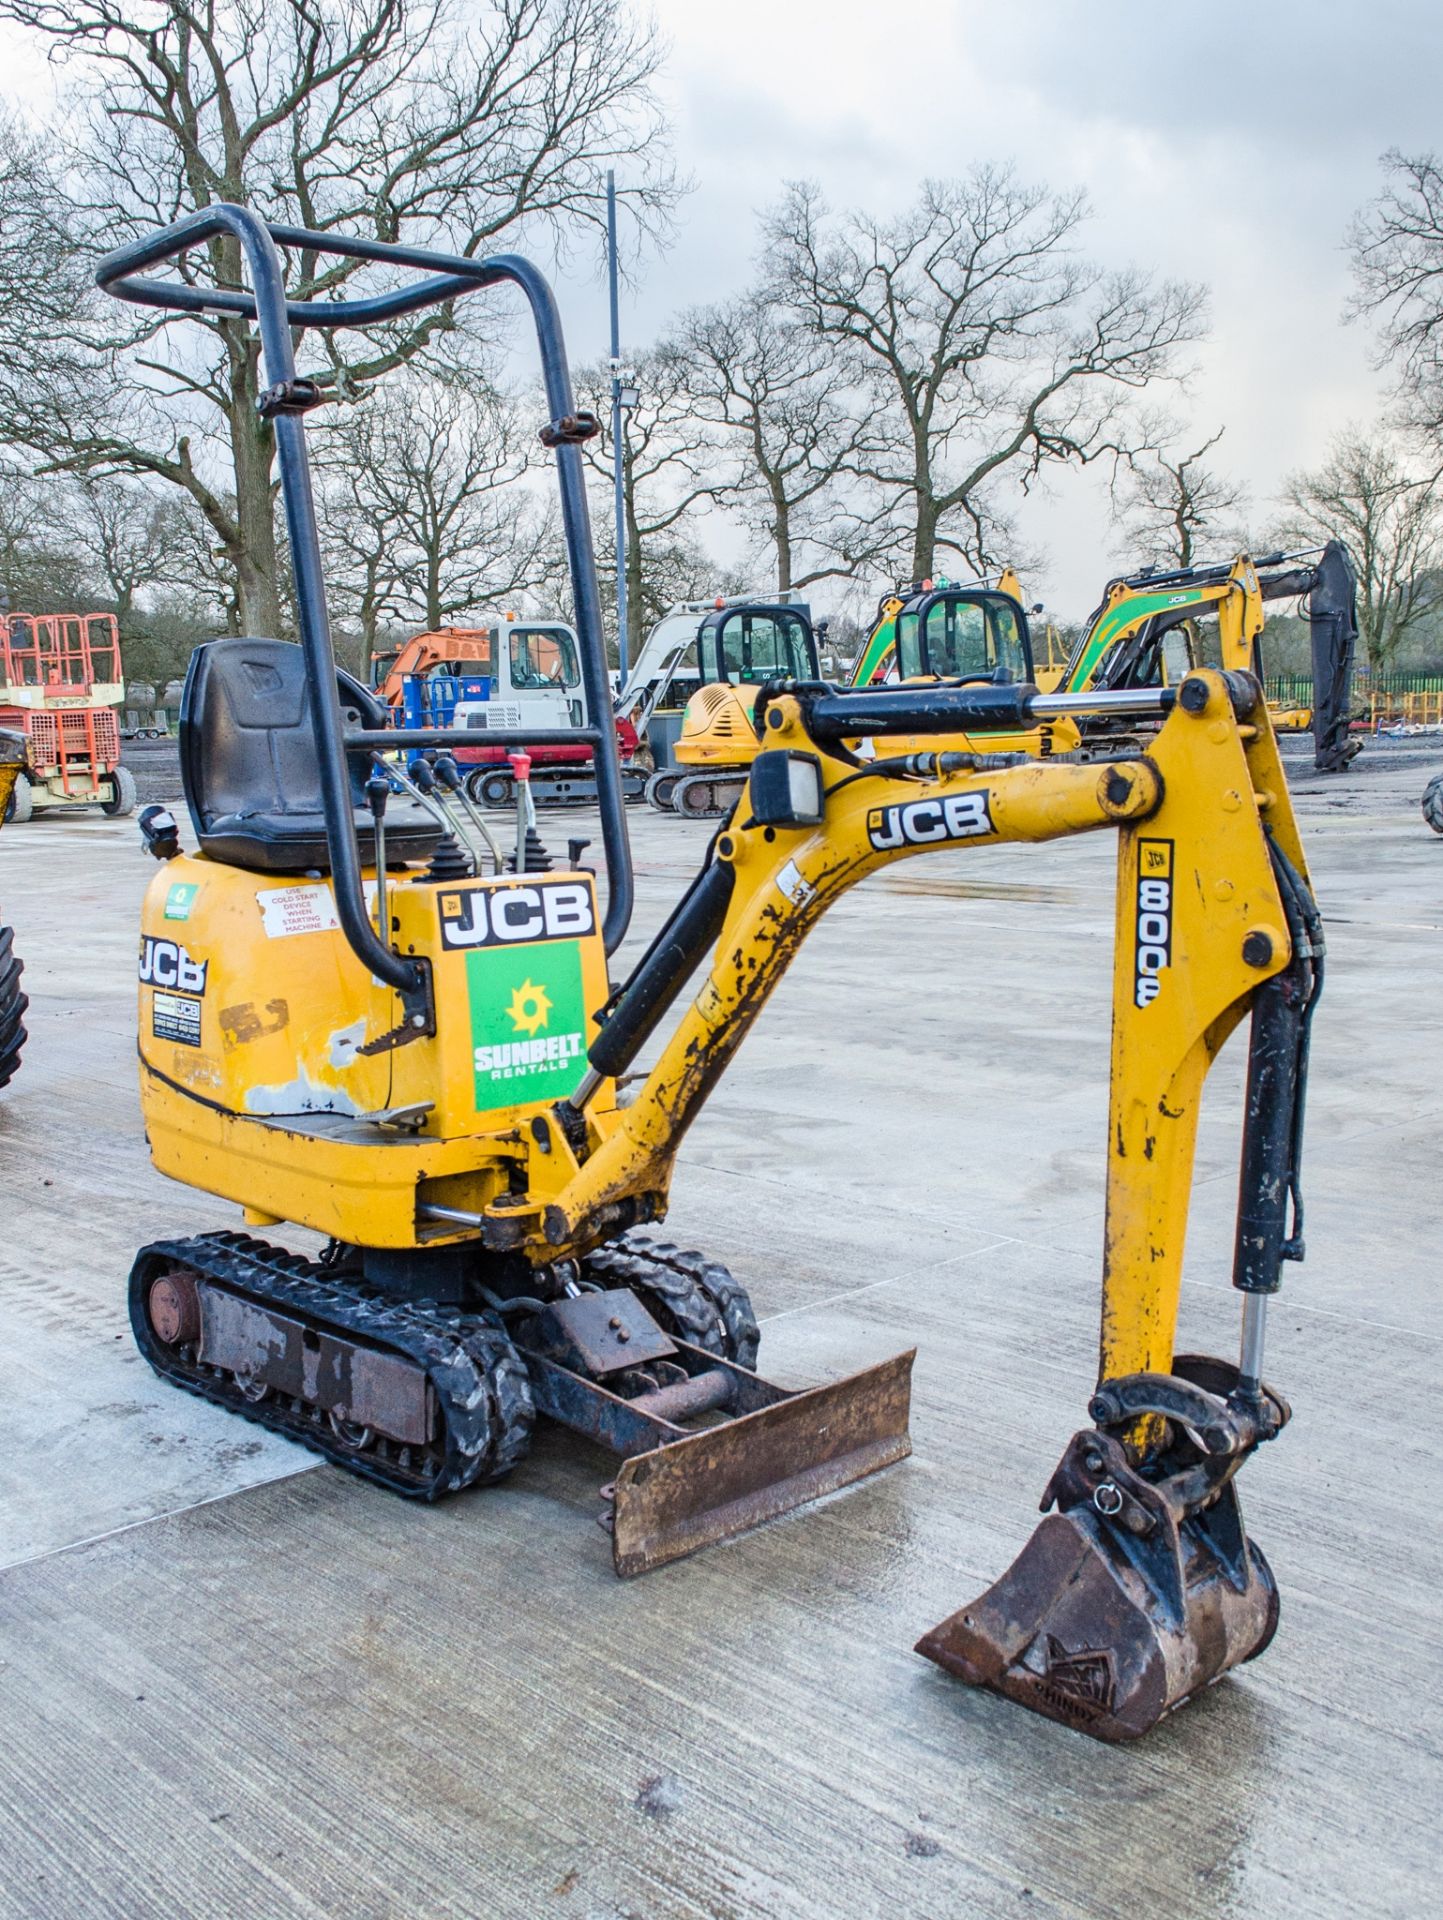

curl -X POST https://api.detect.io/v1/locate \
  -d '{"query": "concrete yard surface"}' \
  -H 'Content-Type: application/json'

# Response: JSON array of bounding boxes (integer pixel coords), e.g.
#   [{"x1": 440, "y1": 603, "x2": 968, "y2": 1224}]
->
[{"x1": 1, "y1": 738, "x2": 1440, "y2": 1919}]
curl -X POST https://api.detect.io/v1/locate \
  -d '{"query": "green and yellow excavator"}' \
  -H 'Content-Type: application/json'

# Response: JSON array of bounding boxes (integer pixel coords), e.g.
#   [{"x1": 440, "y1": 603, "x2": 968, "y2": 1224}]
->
[
  {"x1": 852, "y1": 549, "x2": 1360, "y2": 773},
  {"x1": 1052, "y1": 546, "x2": 1361, "y2": 771}
]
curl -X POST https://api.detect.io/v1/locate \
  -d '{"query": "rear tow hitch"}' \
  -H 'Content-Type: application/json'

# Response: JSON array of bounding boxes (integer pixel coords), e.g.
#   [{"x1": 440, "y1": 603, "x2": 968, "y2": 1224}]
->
[{"x1": 916, "y1": 1354, "x2": 1289, "y2": 1740}]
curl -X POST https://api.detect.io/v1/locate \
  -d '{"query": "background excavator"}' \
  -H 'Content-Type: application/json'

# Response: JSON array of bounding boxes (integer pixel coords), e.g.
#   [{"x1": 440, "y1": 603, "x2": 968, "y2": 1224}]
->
[
  {"x1": 644, "y1": 577, "x2": 1076, "y2": 820},
  {"x1": 1053, "y1": 544, "x2": 1362, "y2": 771},
  {"x1": 0, "y1": 729, "x2": 27, "y2": 1090},
  {"x1": 106, "y1": 202, "x2": 1323, "y2": 1743},
  {"x1": 373, "y1": 620, "x2": 644, "y2": 807},
  {"x1": 642, "y1": 599, "x2": 822, "y2": 816}
]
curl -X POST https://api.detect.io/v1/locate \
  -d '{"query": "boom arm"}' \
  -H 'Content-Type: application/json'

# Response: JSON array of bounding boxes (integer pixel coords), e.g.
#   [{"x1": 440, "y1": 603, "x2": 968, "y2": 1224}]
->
[{"x1": 524, "y1": 672, "x2": 1313, "y2": 1414}]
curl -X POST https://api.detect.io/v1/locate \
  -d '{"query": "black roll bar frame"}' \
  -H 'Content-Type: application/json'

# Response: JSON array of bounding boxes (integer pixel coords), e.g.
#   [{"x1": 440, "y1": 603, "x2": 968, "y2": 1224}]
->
[{"x1": 96, "y1": 203, "x2": 634, "y2": 989}]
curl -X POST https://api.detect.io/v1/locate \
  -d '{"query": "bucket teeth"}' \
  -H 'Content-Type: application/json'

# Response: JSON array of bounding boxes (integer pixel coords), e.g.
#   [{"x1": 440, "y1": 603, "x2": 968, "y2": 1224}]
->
[{"x1": 917, "y1": 1408, "x2": 1281, "y2": 1741}]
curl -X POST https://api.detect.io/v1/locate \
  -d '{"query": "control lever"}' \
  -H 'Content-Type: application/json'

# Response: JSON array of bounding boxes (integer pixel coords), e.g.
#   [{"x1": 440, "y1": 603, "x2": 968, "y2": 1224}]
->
[
  {"x1": 410, "y1": 755, "x2": 477, "y2": 874},
  {"x1": 511, "y1": 751, "x2": 534, "y2": 873},
  {"x1": 375, "y1": 754, "x2": 475, "y2": 874},
  {"x1": 365, "y1": 771, "x2": 391, "y2": 942},
  {"x1": 431, "y1": 751, "x2": 505, "y2": 873}
]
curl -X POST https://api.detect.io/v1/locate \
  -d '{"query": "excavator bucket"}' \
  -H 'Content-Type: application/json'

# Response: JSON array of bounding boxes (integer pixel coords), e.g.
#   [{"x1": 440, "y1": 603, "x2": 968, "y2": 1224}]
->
[{"x1": 917, "y1": 1398, "x2": 1281, "y2": 1741}]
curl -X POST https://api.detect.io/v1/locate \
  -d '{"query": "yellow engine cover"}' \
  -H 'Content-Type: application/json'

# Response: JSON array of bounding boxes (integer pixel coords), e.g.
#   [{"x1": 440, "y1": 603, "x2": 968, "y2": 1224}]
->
[
  {"x1": 674, "y1": 684, "x2": 757, "y2": 766},
  {"x1": 137, "y1": 858, "x2": 613, "y2": 1246}
]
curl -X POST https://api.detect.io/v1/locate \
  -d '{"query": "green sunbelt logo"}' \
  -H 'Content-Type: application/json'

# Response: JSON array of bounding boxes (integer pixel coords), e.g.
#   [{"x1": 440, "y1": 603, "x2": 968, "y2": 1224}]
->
[{"x1": 466, "y1": 940, "x2": 586, "y2": 1107}]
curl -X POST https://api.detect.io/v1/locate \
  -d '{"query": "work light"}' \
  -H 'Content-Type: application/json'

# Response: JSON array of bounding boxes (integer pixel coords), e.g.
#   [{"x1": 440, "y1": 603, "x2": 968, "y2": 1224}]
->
[{"x1": 750, "y1": 751, "x2": 824, "y2": 827}]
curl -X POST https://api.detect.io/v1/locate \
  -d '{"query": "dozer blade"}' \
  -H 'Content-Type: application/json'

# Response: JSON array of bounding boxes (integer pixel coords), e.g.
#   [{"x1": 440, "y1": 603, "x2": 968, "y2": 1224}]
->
[
  {"x1": 916, "y1": 1427, "x2": 1280, "y2": 1741},
  {"x1": 609, "y1": 1348, "x2": 914, "y2": 1577}
]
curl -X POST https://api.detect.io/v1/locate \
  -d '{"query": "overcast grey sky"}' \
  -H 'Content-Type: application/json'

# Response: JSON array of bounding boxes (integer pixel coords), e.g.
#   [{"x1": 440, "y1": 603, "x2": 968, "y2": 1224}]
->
[
  {"x1": 3, "y1": 0, "x2": 1436, "y2": 617},
  {"x1": 627, "y1": 0, "x2": 1438, "y2": 615}
]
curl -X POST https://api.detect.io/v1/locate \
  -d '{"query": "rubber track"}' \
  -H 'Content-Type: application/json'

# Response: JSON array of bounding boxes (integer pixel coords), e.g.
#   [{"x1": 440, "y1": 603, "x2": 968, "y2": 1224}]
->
[
  {"x1": 583, "y1": 1232, "x2": 760, "y2": 1368},
  {"x1": 672, "y1": 771, "x2": 746, "y2": 820},
  {"x1": 129, "y1": 1231, "x2": 533, "y2": 1498},
  {"x1": 0, "y1": 924, "x2": 27, "y2": 1091}
]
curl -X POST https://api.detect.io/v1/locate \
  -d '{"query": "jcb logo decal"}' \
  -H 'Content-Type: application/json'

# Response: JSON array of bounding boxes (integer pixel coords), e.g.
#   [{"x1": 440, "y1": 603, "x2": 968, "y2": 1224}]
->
[
  {"x1": 139, "y1": 936, "x2": 208, "y2": 995},
  {"x1": 438, "y1": 879, "x2": 596, "y2": 951},
  {"x1": 1134, "y1": 840, "x2": 1174, "y2": 1007},
  {"x1": 867, "y1": 790, "x2": 995, "y2": 851}
]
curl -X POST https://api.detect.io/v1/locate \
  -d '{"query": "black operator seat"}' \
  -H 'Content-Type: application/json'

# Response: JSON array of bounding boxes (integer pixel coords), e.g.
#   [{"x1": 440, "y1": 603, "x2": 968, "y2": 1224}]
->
[{"x1": 179, "y1": 637, "x2": 443, "y2": 874}]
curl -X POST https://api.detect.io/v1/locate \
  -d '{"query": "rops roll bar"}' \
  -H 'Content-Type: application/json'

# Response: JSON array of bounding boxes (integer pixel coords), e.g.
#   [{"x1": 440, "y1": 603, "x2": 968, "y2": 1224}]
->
[{"x1": 96, "y1": 203, "x2": 634, "y2": 991}]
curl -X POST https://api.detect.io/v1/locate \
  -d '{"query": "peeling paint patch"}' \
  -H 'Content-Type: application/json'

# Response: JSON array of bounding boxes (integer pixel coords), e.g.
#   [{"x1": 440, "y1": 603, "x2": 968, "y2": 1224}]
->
[
  {"x1": 220, "y1": 999, "x2": 289, "y2": 1049},
  {"x1": 328, "y1": 1019, "x2": 368, "y2": 1069},
  {"x1": 243, "y1": 1068, "x2": 360, "y2": 1117}
]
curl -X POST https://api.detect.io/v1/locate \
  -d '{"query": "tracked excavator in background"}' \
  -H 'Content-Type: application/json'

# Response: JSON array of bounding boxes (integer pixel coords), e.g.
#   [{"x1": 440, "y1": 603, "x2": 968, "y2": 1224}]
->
[
  {"x1": 104, "y1": 205, "x2": 1324, "y2": 1742},
  {"x1": 1054, "y1": 545, "x2": 1362, "y2": 771},
  {"x1": 647, "y1": 577, "x2": 1076, "y2": 820},
  {"x1": 0, "y1": 730, "x2": 27, "y2": 1090},
  {"x1": 852, "y1": 550, "x2": 1361, "y2": 773},
  {"x1": 371, "y1": 620, "x2": 645, "y2": 808},
  {"x1": 643, "y1": 600, "x2": 823, "y2": 817}
]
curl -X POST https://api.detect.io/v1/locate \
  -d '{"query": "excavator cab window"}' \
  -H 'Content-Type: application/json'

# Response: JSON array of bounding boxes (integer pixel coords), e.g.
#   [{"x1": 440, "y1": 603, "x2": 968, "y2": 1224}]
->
[
  {"x1": 510, "y1": 626, "x2": 580, "y2": 691},
  {"x1": 897, "y1": 591, "x2": 1032, "y2": 682},
  {"x1": 700, "y1": 608, "x2": 818, "y2": 686}
]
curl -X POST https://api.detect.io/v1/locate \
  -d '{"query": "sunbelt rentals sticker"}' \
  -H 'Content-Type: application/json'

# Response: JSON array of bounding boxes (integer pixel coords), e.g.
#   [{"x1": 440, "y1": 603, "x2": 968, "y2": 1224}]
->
[{"x1": 465, "y1": 938, "x2": 587, "y2": 1108}]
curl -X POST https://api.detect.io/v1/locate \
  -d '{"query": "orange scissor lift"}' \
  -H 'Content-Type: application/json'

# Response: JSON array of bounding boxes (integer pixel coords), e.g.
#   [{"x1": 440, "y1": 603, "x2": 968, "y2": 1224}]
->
[{"x1": 0, "y1": 612, "x2": 136, "y2": 820}]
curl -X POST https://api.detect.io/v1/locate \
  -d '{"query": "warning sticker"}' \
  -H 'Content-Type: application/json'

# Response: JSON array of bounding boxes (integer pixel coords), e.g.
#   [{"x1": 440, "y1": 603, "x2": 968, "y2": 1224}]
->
[
  {"x1": 465, "y1": 939, "x2": 588, "y2": 1109},
  {"x1": 256, "y1": 884, "x2": 341, "y2": 939},
  {"x1": 153, "y1": 991, "x2": 203, "y2": 1047}
]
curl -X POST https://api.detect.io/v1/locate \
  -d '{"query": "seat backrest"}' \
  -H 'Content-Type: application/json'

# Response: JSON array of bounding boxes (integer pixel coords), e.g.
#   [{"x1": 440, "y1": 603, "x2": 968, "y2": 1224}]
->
[{"x1": 180, "y1": 637, "x2": 386, "y2": 837}]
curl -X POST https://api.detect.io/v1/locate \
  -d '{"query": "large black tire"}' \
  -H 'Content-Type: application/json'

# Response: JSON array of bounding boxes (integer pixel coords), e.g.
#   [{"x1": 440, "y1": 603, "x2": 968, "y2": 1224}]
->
[
  {"x1": 583, "y1": 1233, "x2": 760, "y2": 1368},
  {"x1": 4, "y1": 774, "x2": 32, "y2": 824},
  {"x1": 101, "y1": 765, "x2": 138, "y2": 817},
  {"x1": 0, "y1": 923, "x2": 27, "y2": 1091},
  {"x1": 1422, "y1": 773, "x2": 1443, "y2": 835}
]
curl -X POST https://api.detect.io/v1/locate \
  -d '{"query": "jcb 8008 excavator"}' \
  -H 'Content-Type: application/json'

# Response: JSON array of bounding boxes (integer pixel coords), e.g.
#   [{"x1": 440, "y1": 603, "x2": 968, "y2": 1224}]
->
[{"x1": 103, "y1": 206, "x2": 1323, "y2": 1742}]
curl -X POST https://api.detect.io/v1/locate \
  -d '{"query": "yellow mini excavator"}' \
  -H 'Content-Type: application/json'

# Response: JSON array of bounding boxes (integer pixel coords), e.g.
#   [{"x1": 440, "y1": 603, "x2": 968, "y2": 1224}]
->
[{"x1": 103, "y1": 207, "x2": 1323, "y2": 1742}]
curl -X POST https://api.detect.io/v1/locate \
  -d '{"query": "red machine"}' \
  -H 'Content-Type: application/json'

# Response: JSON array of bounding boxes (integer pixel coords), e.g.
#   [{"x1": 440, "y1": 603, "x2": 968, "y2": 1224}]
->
[
  {"x1": 0, "y1": 612, "x2": 136, "y2": 818},
  {"x1": 373, "y1": 620, "x2": 640, "y2": 807}
]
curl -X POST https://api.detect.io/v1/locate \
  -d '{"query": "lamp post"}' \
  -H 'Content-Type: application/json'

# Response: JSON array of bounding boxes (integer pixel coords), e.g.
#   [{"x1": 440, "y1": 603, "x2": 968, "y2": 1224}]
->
[{"x1": 606, "y1": 171, "x2": 630, "y2": 686}]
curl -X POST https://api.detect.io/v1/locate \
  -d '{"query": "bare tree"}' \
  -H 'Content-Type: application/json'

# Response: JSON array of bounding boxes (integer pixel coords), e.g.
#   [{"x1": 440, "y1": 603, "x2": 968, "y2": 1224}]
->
[
  {"x1": 676, "y1": 294, "x2": 884, "y2": 591},
  {"x1": 62, "y1": 478, "x2": 193, "y2": 621},
  {"x1": 2, "y1": 0, "x2": 677, "y2": 633},
  {"x1": 315, "y1": 374, "x2": 565, "y2": 643},
  {"x1": 579, "y1": 346, "x2": 727, "y2": 662},
  {"x1": 1113, "y1": 427, "x2": 1246, "y2": 569},
  {"x1": 765, "y1": 171, "x2": 1205, "y2": 581},
  {"x1": 0, "y1": 112, "x2": 100, "y2": 444},
  {"x1": 1348, "y1": 151, "x2": 1443, "y2": 452},
  {"x1": 1278, "y1": 429, "x2": 1443, "y2": 665}
]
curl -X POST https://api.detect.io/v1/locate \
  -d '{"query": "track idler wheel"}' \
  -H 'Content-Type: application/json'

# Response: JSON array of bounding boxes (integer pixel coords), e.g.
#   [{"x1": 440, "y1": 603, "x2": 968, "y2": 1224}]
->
[
  {"x1": 644, "y1": 769, "x2": 680, "y2": 812},
  {"x1": 917, "y1": 1355, "x2": 1287, "y2": 1741},
  {"x1": 147, "y1": 1269, "x2": 201, "y2": 1347}
]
